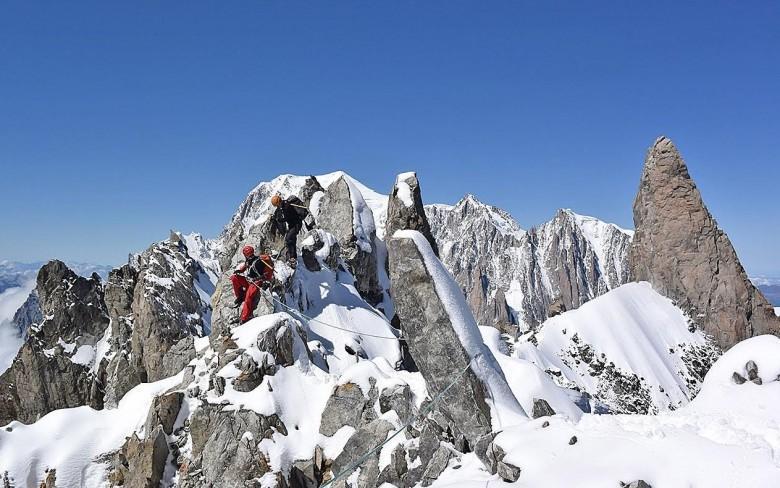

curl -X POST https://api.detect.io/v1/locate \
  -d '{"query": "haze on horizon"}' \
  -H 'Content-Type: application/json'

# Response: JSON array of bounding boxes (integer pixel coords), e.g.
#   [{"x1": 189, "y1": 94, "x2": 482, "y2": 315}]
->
[{"x1": 1, "y1": 1, "x2": 778, "y2": 275}]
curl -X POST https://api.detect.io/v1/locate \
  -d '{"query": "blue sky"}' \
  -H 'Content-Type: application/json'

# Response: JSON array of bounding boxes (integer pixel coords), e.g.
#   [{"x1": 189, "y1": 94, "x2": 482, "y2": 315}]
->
[{"x1": 1, "y1": 1, "x2": 778, "y2": 274}]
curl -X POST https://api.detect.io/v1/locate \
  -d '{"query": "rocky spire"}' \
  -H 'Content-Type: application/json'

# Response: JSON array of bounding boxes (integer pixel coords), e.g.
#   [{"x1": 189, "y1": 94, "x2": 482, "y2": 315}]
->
[
  {"x1": 386, "y1": 172, "x2": 438, "y2": 255},
  {"x1": 628, "y1": 136, "x2": 779, "y2": 349}
]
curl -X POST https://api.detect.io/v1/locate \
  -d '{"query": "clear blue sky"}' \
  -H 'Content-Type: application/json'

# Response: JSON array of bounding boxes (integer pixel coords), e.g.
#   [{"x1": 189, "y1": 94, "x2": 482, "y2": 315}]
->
[{"x1": 1, "y1": 1, "x2": 778, "y2": 274}]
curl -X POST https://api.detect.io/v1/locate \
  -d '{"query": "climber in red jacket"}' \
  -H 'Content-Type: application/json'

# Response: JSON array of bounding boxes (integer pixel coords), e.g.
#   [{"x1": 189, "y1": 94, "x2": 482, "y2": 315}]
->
[{"x1": 230, "y1": 245, "x2": 275, "y2": 324}]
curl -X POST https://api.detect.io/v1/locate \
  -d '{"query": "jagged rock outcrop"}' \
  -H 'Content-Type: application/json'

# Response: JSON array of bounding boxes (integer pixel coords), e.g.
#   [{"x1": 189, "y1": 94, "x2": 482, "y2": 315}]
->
[
  {"x1": 426, "y1": 198, "x2": 632, "y2": 331},
  {"x1": 317, "y1": 175, "x2": 383, "y2": 305},
  {"x1": 103, "y1": 264, "x2": 144, "y2": 406},
  {"x1": 217, "y1": 175, "x2": 325, "y2": 271},
  {"x1": 181, "y1": 406, "x2": 285, "y2": 487},
  {"x1": 102, "y1": 238, "x2": 210, "y2": 408},
  {"x1": 388, "y1": 230, "x2": 523, "y2": 445},
  {"x1": 210, "y1": 176, "x2": 324, "y2": 340},
  {"x1": 628, "y1": 137, "x2": 780, "y2": 349},
  {"x1": 386, "y1": 172, "x2": 438, "y2": 255},
  {"x1": 0, "y1": 261, "x2": 109, "y2": 425},
  {"x1": 109, "y1": 425, "x2": 169, "y2": 488}
]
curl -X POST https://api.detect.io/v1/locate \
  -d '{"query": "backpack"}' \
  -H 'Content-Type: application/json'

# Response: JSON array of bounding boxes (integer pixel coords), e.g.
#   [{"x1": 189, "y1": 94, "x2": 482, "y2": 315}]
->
[
  {"x1": 258, "y1": 254, "x2": 275, "y2": 281},
  {"x1": 286, "y1": 196, "x2": 309, "y2": 219}
]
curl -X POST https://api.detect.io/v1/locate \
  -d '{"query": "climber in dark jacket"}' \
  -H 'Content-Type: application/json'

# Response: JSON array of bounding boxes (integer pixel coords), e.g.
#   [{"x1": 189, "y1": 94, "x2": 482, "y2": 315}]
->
[
  {"x1": 230, "y1": 245, "x2": 274, "y2": 324},
  {"x1": 271, "y1": 194, "x2": 309, "y2": 266}
]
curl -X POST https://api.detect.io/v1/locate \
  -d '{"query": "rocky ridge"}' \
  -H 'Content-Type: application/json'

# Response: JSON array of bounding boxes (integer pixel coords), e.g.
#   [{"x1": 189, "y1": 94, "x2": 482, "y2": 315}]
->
[{"x1": 426, "y1": 198, "x2": 633, "y2": 333}]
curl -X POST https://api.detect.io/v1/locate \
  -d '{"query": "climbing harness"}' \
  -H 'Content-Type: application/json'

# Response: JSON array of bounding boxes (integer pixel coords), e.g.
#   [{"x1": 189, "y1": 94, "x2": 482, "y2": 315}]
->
[{"x1": 319, "y1": 353, "x2": 482, "y2": 488}]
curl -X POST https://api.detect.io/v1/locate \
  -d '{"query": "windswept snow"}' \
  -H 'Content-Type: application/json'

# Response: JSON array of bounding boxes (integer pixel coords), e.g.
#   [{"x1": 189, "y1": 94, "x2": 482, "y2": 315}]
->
[
  {"x1": 518, "y1": 282, "x2": 716, "y2": 412},
  {"x1": 394, "y1": 229, "x2": 527, "y2": 425}
]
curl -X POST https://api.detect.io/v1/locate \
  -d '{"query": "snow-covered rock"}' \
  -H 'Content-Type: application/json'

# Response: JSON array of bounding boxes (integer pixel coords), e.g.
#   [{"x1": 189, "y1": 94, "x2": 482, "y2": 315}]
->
[
  {"x1": 0, "y1": 261, "x2": 109, "y2": 425},
  {"x1": 389, "y1": 229, "x2": 526, "y2": 443},
  {"x1": 516, "y1": 282, "x2": 720, "y2": 414},
  {"x1": 427, "y1": 198, "x2": 633, "y2": 332}
]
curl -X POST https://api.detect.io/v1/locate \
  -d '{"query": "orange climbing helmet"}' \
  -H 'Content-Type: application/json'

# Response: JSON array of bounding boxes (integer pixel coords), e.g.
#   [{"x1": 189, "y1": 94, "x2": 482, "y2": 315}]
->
[{"x1": 271, "y1": 195, "x2": 282, "y2": 207}]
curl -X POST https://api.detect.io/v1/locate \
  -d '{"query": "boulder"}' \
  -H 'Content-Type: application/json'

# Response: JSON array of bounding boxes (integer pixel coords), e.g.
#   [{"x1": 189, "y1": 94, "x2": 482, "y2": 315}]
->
[
  {"x1": 623, "y1": 481, "x2": 653, "y2": 488},
  {"x1": 497, "y1": 460, "x2": 522, "y2": 482},
  {"x1": 319, "y1": 381, "x2": 377, "y2": 436},
  {"x1": 328, "y1": 419, "x2": 394, "y2": 488},
  {"x1": 745, "y1": 360, "x2": 759, "y2": 381},
  {"x1": 628, "y1": 136, "x2": 780, "y2": 349},
  {"x1": 532, "y1": 398, "x2": 556, "y2": 418},
  {"x1": 379, "y1": 383, "x2": 415, "y2": 424},
  {"x1": 113, "y1": 426, "x2": 170, "y2": 488},
  {"x1": 144, "y1": 391, "x2": 184, "y2": 436},
  {"x1": 421, "y1": 446, "x2": 453, "y2": 486},
  {"x1": 185, "y1": 405, "x2": 285, "y2": 487}
]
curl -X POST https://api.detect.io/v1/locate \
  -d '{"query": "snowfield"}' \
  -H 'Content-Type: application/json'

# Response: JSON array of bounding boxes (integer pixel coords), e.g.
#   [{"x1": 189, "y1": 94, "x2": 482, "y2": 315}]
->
[
  {"x1": 432, "y1": 335, "x2": 780, "y2": 488},
  {"x1": 0, "y1": 373, "x2": 184, "y2": 487},
  {"x1": 516, "y1": 281, "x2": 717, "y2": 413}
]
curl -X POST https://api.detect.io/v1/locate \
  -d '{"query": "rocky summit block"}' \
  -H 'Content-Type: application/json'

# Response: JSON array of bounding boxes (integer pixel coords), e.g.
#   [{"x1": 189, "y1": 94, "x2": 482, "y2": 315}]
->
[
  {"x1": 386, "y1": 172, "x2": 438, "y2": 256},
  {"x1": 628, "y1": 136, "x2": 780, "y2": 349},
  {"x1": 317, "y1": 175, "x2": 384, "y2": 305}
]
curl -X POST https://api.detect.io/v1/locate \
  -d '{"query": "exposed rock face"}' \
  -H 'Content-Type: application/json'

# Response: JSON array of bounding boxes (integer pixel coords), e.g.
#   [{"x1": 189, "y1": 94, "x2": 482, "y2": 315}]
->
[
  {"x1": 102, "y1": 239, "x2": 210, "y2": 408},
  {"x1": 388, "y1": 233, "x2": 496, "y2": 444},
  {"x1": 386, "y1": 172, "x2": 438, "y2": 255},
  {"x1": 111, "y1": 425, "x2": 169, "y2": 488},
  {"x1": 426, "y1": 197, "x2": 632, "y2": 331},
  {"x1": 0, "y1": 261, "x2": 109, "y2": 425},
  {"x1": 628, "y1": 137, "x2": 780, "y2": 349},
  {"x1": 182, "y1": 406, "x2": 285, "y2": 487},
  {"x1": 317, "y1": 175, "x2": 383, "y2": 305},
  {"x1": 319, "y1": 381, "x2": 378, "y2": 436},
  {"x1": 103, "y1": 264, "x2": 144, "y2": 407}
]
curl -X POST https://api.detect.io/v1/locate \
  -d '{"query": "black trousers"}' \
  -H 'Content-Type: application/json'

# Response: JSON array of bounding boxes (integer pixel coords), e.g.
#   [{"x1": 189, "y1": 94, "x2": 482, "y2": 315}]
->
[{"x1": 285, "y1": 223, "x2": 302, "y2": 260}]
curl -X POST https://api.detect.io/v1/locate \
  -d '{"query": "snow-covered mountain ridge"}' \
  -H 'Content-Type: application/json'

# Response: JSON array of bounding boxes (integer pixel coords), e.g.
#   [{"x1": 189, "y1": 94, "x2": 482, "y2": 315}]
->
[
  {"x1": 2, "y1": 137, "x2": 779, "y2": 488},
  {"x1": 427, "y1": 198, "x2": 633, "y2": 333}
]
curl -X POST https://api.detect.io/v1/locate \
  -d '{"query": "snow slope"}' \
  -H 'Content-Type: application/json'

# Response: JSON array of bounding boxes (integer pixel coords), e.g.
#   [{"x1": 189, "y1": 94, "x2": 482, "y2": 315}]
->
[
  {"x1": 0, "y1": 373, "x2": 184, "y2": 487},
  {"x1": 431, "y1": 335, "x2": 780, "y2": 488},
  {"x1": 515, "y1": 282, "x2": 719, "y2": 413}
]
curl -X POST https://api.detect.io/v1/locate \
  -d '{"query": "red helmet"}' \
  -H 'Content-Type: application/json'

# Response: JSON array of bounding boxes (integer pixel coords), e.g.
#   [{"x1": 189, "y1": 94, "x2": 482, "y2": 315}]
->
[{"x1": 242, "y1": 245, "x2": 255, "y2": 258}]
